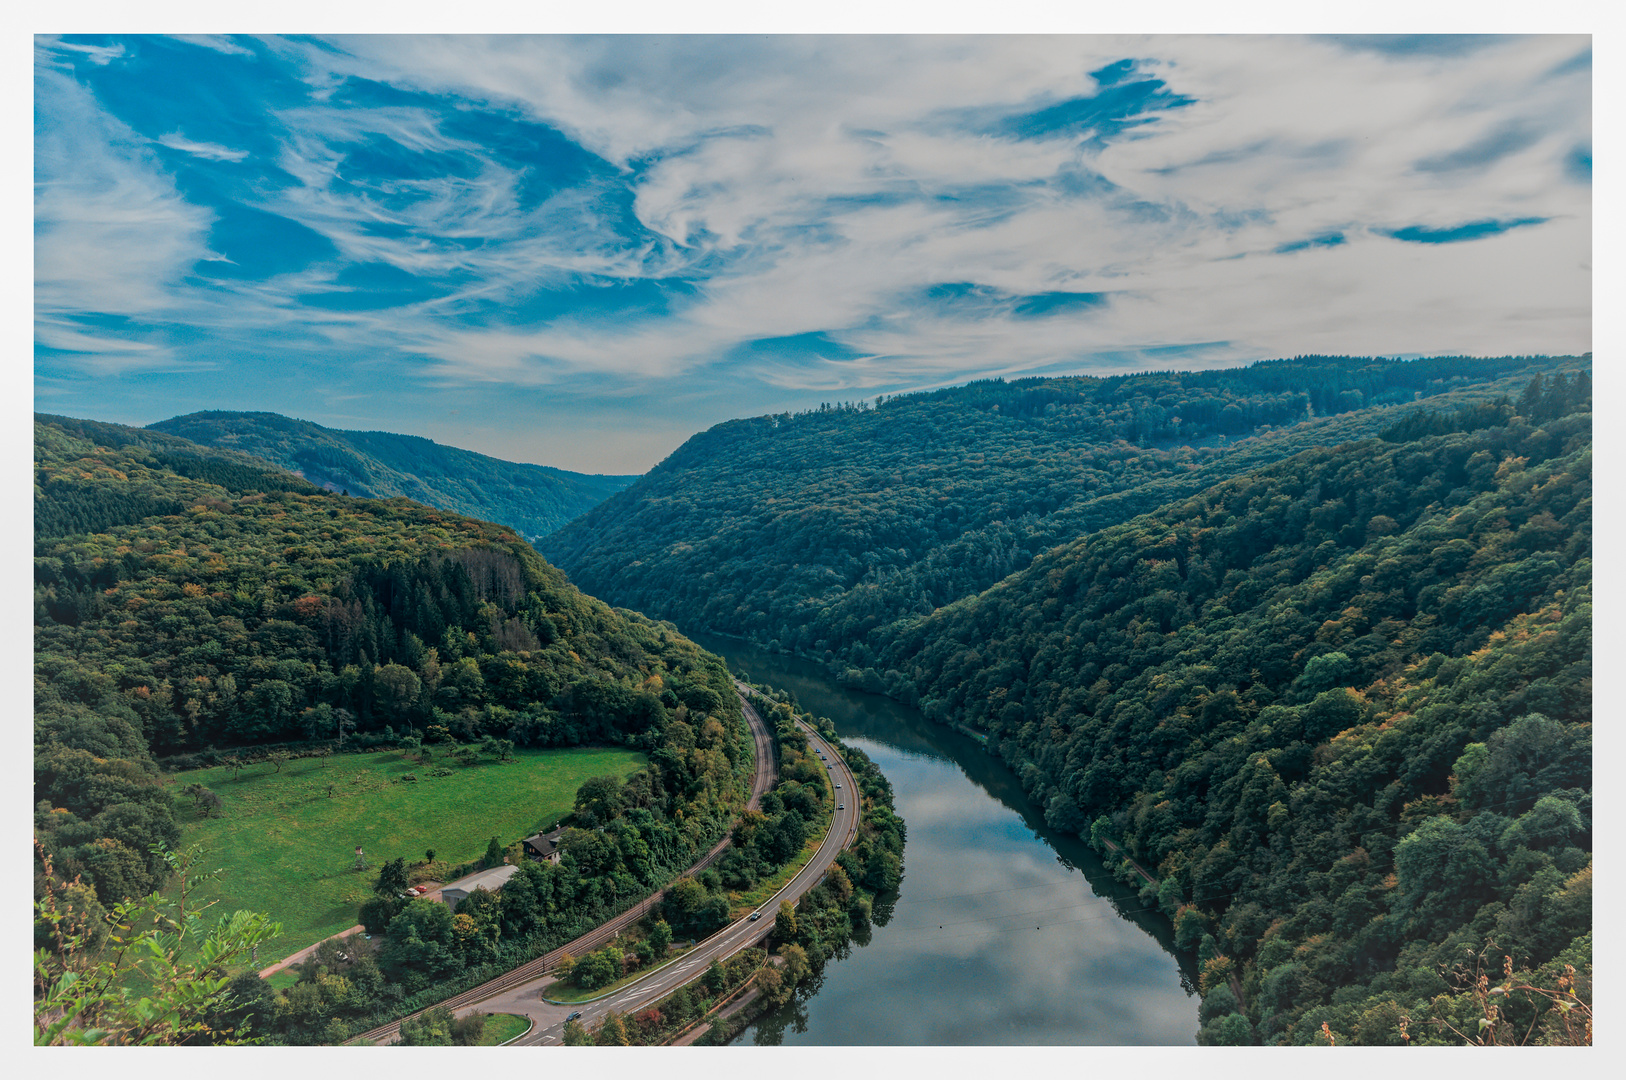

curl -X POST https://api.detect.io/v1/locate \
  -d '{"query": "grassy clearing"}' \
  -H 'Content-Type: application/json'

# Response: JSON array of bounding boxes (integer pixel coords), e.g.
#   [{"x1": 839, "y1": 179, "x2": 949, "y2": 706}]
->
[
  {"x1": 264, "y1": 969, "x2": 301, "y2": 992},
  {"x1": 476, "y1": 1013, "x2": 531, "y2": 1045},
  {"x1": 171, "y1": 745, "x2": 646, "y2": 963}
]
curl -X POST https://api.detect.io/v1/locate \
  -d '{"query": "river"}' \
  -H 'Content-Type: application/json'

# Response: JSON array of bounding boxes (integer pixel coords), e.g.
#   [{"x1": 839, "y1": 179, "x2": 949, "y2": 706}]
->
[{"x1": 690, "y1": 633, "x2": 1200, "y2": 1045}]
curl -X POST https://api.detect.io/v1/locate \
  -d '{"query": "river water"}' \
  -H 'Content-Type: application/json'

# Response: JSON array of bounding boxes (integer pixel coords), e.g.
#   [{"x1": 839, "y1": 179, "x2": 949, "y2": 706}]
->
[{"x1": 690, "y1": 633, "x2": 1199, "y2": 1046}]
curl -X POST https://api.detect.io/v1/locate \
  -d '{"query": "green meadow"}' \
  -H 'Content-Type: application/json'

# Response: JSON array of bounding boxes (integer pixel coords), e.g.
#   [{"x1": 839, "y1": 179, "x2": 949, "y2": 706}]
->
[{"x1": 172, "y1": 745, "x2": 646, "y2": 963}]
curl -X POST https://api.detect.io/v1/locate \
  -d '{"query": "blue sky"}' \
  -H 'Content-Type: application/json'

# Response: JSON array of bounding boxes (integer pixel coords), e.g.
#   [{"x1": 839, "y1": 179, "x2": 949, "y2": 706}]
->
[{"x1": 34, "y1": 33, "x2": 1592, "y2": 472}]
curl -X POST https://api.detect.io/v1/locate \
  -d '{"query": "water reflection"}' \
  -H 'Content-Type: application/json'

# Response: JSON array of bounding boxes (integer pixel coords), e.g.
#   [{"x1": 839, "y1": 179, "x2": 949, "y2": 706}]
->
[{"x1": 695, "y1": 633, "x2": 1199, "y2": 1045}]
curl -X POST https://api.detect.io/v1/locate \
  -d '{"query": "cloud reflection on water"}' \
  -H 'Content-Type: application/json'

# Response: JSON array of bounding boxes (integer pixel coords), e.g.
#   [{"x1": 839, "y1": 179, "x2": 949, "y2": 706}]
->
[{"x1": 716, "y1": 642, "x2": 1197, "y2": 1045}]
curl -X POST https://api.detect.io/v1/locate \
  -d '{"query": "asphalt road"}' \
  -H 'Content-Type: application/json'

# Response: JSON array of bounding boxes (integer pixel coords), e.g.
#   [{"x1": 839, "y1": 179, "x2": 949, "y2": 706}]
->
[
  {"x1": 354, "y1": 684, "x2": 857, "y2": 1046},
  {"x1": 507, "y1": 684, "x2": 859, "y2": 1045}
]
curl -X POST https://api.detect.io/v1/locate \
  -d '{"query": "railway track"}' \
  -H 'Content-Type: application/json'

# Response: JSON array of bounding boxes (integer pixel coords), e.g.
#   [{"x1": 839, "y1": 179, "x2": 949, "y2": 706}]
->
[{"x1": 350, "y1": 690, "x2": 773, "y2": 1045}]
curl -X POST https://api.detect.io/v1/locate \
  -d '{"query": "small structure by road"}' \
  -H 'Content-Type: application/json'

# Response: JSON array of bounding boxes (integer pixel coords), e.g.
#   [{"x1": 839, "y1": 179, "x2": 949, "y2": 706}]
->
[{"x1": 440, "y1": 863, "x2": 520, "y2": 911}]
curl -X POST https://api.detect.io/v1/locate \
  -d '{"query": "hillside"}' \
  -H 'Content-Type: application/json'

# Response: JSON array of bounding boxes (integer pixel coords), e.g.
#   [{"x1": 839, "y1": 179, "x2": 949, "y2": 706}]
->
[
  {"x1": 882, "y1": 374, "x2": 1590, "y2": 1044},
  {"x1": 34, "y1": 413, "x2": 745, "y2": 919},
  {"x1": 541, "y1": 357, "x2": 1590, "y2": 1044},
  {"x1": 147, "y1": 410, "x2": 637, "y2": 541},
  {"x1": 542, "y1": 355, "x2": 1572, "y2": 672}
]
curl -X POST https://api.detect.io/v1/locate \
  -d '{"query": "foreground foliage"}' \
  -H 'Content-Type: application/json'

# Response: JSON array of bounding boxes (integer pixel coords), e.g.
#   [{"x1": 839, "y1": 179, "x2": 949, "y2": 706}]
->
[{"x1": 34, "y1": 845, "x2": 282, "y2": 1045}]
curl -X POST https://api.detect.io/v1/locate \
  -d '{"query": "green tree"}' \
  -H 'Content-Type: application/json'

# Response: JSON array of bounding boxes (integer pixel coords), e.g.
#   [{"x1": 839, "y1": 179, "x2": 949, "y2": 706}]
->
[
  {"x1": 702, "y1": 956, "x2": 727, "y2": 995},
  {"x1": 647, "y1": 918, "x2": 673, "y2": 957},
  {"x1": 756, "y1": 964, "x2": 788, "y2": 1005},
  {"x1": 572, "y1": 945, "x2": 621, "y2": 990},
  {"x1": 397, "y1": 1006, "x2": 454, "y2": 1045},
  {"x1": 482, "y1": 836, "x2": 505, "y2": 869},
  {"x1": 574, "y1": 775, "x2": 624, "y2": 827},
  {"x1": 772, "y1": 899, "x2": 799, "y2": 945},
  {"x1": 378, "y1": 898, "x2": 463, "y2": 982},
  {"x1": 594, "y1": 1011, "x2": 630, "y2": 1046},
  {"x1": 33, "y1": 845, "x2": 282, "y2": 1045},
  {"x1": 374, "y1": 857, "x2": 409, "y2": 898},
  {"x1": 561, "y1": 1018, "x2": 589, "y2": 1045},
  {"x1": 777, "y1": 943, "x2": 811, "y2": 988}
]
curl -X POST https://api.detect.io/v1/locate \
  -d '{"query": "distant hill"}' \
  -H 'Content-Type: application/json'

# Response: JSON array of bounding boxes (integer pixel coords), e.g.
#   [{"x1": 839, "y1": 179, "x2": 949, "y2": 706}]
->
[
  {"x1": 542, "y1": 354, "x2": 1570, "y2": 664},
  {"x1": 148, "y1": 411, "x2": 638, "y2": 541}
]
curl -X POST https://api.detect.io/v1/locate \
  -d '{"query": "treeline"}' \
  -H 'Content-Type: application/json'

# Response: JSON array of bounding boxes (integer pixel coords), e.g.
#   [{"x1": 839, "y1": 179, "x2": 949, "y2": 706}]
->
[
  {"x1": 33, "y1": 415, "x2": 742, "y2": 922},
  {"x1": 544, "y1": 355, "x2": 1575, "y2": 684},
  {"x1": 876, "y1": 378, "x2": 1590, "y2": 1043},
  {"x1": 148, "y1": 410, "x2": 637, "y2": 541}
]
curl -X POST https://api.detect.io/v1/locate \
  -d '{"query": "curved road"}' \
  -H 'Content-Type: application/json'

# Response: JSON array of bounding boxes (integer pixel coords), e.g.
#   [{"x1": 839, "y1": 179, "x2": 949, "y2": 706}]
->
[
  {"x1": 355, "y1": 684, "x2": 855, "y2": 1045},
  {"x1": 504, "y1": 684, "x2": 859, "y2": 1044}
]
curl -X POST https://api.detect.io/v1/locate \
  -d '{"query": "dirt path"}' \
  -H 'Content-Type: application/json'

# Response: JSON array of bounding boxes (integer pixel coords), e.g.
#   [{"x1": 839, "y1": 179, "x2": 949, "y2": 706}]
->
[
  {"x1": 258, "y1": 924, "x2": 365, "y2": 978},
  {"x1": 258, "y1": 882, "x2": 443, "y2": 978}
]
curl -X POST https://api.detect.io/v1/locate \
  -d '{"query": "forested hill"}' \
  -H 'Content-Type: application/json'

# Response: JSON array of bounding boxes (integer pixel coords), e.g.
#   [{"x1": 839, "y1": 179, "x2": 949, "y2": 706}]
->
[
  {"x1": 34, "y1": 414, "x2": 743, "y2": 914},
  {"x1": 885, "y1": 373, "x2": 1591, "y2": 1044},
  {"x1": 542, "y1": 355, "x2": 1575, "y2": 674},
  {"x1": 147, "y1": 410, "x2": 638, "y2": 541}
]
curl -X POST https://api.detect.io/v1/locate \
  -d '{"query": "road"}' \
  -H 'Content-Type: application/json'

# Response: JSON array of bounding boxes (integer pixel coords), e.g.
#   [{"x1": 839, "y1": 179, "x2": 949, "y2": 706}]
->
[
  {"x1": 353, "y1": 683, "x2": 856, "y2": 1045},
  {"x1": 505, "y1": 684, "x2": 858, "y2": 1044}
]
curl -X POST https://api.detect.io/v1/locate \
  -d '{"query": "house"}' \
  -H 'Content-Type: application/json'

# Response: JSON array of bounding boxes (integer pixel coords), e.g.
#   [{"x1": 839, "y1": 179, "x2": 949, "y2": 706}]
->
[
  {"x1": 439, "y1": 863, "x2": 520, "y2": 911},
  {"x1": 521, "y1": 826, "x2": 567, "y2": 864}
]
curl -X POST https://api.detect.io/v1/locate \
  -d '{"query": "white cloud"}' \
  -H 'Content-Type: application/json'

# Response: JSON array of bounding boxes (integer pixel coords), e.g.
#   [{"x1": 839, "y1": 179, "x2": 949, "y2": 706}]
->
[
  {"x1": 168, "y1": 34, "x2": 256, "y2": 57},
  {"x1": 157, "y1": 132, "x2": 250, "y2": 162},
  {"x1": 273, "y1": 34, "x2": 1585, "y2": 394},
  {"x1": 33, "y1": 63, "x2": 218, "y2": 341},
  {"x1": 36, "y1": 34, "x2": 1591, "y2": 421}
]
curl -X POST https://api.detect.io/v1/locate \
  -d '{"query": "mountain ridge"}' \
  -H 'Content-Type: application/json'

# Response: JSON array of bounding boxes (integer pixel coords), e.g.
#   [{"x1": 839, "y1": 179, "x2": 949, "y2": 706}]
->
[{"x1": 148, "y1": 410, "x2": 638, "y2": 541}]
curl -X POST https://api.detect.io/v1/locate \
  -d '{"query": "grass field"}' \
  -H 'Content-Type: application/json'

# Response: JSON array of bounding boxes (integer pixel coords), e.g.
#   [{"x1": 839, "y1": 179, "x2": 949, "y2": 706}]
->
[{"x1": 172, "y1": 745, "x2": 646, "y2": 963}]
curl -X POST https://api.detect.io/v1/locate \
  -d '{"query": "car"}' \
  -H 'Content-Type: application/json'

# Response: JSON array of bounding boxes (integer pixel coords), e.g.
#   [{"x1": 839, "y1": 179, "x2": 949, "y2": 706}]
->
[
  {"x1": 748, "y1": 910, "x2": 762, "y2": 921},
  {"x1": 835, "y1": 783, "x2": 841, "y2": 789},
  {"x1": 838, "y1": 804, "x2": 844, "y2": 810},
  {"x1": 827, "y1": 763, "x2": 833, "y2": 769},
  {"x1": 565, "y1": 1011, "x2": 582, "y2": 1022}
]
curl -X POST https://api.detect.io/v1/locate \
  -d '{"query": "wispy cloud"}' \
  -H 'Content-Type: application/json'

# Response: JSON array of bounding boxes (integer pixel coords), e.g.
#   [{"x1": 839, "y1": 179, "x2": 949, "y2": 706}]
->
[
  {"x1": 33, "y1": 33, "x2": 1591, "y2": 472},
  {"x1": 157, "y1": 131, "x2": 250, "y2": 162}
]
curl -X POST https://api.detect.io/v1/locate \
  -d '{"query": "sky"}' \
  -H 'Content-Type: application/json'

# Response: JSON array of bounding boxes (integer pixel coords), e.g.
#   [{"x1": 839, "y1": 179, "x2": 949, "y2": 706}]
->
[{"x1": 33, "y1": 32, "x2": 1592, "y2": 473}]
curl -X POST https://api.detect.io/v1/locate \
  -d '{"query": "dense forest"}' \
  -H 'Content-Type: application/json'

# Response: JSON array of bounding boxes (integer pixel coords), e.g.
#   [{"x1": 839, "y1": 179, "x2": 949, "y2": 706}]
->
[
  {"x1": 544, "y1": 356, "x2": 1590, "y2": 1044},
  {"x1": 543, "y1": 355, "x2": 1569, "y2": 674},
  {"x1": 32, "y1": 413, "x2": 749, "y2": 1042},
  {"x1": 148, "y1": 410, "x2": 637, "y2": 541}
]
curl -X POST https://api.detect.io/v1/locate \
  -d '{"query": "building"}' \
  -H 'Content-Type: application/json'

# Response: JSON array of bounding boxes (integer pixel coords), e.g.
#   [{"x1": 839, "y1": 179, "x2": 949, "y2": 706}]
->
[
  {"x1": 439, "y1": 863, "x2": 520, "y2": 911},
  {"x1": 521, "y1": 826, "x2": 567, "y2": 864}
]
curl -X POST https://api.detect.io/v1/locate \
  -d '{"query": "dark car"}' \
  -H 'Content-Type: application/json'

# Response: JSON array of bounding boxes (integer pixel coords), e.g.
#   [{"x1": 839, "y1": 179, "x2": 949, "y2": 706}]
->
[
  {"x1": 749, "y1": 910, "x2": 762, "y2": 921},
  {"x1": 565, "y1": 1011, "x2": 582, "y2": 1022}
]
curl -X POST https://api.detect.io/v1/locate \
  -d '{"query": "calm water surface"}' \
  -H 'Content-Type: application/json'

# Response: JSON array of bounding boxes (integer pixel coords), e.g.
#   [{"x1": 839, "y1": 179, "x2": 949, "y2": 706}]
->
[{"x1": 692, "y1": 633, "x2": 1198, "y2": 1045}]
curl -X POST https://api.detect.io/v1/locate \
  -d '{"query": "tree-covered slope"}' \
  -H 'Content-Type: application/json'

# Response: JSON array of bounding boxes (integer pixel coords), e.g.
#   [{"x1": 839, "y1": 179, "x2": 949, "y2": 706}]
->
[
  {"x1": 147, "y1": 410, "x2": 637, "y2": 541},
  {"x1": 34, "y1": 414, "x2": 743, "y2": 916},
  {"x1": 543, "y1": 355, "x2": 1572, "y2": 674},
  {"x1": 882, "y1": 374, "x2": 1591, "y2": 1044}
]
